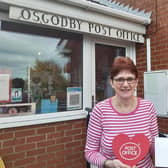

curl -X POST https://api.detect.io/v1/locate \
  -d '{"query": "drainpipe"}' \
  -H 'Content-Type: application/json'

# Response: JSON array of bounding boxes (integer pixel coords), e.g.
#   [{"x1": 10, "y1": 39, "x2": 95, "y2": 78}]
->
[{"x1": 146, "y1": 38, "x2": 151, "y2": 71}]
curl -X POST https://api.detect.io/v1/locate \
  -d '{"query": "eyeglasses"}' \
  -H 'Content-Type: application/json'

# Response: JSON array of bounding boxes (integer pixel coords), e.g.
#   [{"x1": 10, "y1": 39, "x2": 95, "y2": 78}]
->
[{"x1": 113, "y1": 77, "x2": 136, "y2": 85}]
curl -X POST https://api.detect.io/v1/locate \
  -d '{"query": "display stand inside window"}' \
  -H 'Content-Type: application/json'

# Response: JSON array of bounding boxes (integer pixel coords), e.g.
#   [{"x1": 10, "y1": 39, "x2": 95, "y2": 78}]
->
[{"x1": 0, "y1": 103, "x2": 36, "y2": 117}]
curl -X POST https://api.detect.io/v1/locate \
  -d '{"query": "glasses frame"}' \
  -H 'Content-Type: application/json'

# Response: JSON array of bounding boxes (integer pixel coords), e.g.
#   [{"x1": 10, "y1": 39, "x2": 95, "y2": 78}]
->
[{"x1": 113, "y1": 77, "x2": 137, "y2": 85}]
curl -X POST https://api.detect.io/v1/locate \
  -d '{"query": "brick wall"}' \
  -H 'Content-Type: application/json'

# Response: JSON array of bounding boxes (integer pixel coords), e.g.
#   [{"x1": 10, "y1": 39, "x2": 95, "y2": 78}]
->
[
  {"x1": 0, "y1": 119, "x2": 87, "y2": 168},
  {"x1": 158, "y1": 117, "x2": 168, "y2": 134},
  {"x1": 116, "y1": 0, "x2": 168, "y2": 133}
]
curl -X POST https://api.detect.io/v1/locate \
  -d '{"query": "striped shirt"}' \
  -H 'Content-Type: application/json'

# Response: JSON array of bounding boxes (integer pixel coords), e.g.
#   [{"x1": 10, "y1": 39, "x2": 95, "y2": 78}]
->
[{"x1": 85, "y1": 97, "x2": 158, "y2": 168}]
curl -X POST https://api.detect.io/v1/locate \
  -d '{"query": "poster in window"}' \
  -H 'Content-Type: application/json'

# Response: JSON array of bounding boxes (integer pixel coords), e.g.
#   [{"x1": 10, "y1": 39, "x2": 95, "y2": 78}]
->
[
  {"x1": 0, "y1": 73, "x2": 10, "y2": 103},
  {"x1": 67, "y1": 87, "x2": 82, "y2": 110},
  {"x1": 11, "y1": 88, "x2": 22, "y2": 102}
]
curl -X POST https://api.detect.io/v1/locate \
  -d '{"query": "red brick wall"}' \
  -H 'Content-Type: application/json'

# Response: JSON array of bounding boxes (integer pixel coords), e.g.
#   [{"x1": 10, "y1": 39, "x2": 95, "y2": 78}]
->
[
  {"x1": 0, "y1": 120, "x2": 87, "y2": 168},
  {"x1": 115, "y1": 0, "x2": 157, "y2": 97},
  {"x1": 116, "y1": 0, "x2": 168, "y2": 133},
  {"x1": 158, "y1": 117, "x2": 168, "y2": 134}
]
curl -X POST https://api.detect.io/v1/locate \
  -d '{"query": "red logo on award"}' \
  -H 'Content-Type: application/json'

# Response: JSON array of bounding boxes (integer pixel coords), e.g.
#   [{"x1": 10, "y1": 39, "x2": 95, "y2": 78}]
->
[{"x1": 112, "y1": 134, "x2": 150, "y2": 166}]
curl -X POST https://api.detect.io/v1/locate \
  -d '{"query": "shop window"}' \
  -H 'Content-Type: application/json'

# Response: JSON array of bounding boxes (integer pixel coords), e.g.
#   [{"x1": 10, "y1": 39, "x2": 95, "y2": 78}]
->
[{"x1": 0, "y1": 21, "x2": 83, "y2": 117}]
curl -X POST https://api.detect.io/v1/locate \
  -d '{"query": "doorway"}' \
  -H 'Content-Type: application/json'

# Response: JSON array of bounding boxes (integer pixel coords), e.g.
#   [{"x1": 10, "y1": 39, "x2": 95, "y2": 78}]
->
[{"x1": 95, "y1": 44, "x2": 126, "y2": 102}]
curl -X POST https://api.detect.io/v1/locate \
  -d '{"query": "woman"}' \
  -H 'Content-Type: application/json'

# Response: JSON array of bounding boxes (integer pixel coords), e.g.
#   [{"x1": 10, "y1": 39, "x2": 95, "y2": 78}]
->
[{"x1": 85, "y1": 56, "x2": 158, "y2": 168}]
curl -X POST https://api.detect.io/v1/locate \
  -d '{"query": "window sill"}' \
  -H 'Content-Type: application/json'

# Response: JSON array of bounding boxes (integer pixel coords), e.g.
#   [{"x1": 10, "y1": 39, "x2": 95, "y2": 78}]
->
[
  {"x1": 0, "y1": 110, "x2": 87, "y2": 129},
  {"x1": 157, "y1": 114, "x2": 168, "y2": 118}
]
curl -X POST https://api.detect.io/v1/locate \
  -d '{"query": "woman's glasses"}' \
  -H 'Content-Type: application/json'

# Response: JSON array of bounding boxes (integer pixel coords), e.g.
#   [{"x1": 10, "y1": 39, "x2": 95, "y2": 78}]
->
[{"x1": 113, "y1": 77, "x2": 136, "y2": 85}]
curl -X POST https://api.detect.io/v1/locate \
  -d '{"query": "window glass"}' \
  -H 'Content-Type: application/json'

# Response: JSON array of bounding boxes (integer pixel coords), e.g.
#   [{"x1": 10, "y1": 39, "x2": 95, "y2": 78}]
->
[
  {"x1": 95, "y1": 44, "x2": 125, "y2": 102},
  {"x1": 0, "y1": 21, "x2": 83, "y2": 117}
]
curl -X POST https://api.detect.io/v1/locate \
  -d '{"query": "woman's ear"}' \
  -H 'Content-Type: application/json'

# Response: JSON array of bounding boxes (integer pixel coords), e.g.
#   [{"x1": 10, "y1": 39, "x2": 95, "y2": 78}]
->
[
  {"x1": 110, "y1": 79, "x2": 114, "y2": 88},
  {"x1": 135, "y1": 79, "x2": 139, "y2": 86},
  {"x1": 134, "y1": 79, "x2": 138, "y2": 90}
]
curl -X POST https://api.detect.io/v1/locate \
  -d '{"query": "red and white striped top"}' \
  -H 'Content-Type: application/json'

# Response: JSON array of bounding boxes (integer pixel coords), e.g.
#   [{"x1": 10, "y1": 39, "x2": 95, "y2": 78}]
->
[{"x1": 85, "y1": 97, "x2": 158, "y2": 168}]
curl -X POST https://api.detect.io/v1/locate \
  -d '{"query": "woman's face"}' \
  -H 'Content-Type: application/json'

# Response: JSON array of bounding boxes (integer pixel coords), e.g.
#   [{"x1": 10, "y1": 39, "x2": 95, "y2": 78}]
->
[{"x1": 111, "y1": 70, "x2": 138, "y2": 99}]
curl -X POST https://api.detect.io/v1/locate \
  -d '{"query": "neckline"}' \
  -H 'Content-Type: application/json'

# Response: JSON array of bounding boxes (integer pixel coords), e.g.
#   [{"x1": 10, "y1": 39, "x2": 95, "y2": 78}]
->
[{"x1": 109, "y1": 97, "x2": 140, "y2": 116}]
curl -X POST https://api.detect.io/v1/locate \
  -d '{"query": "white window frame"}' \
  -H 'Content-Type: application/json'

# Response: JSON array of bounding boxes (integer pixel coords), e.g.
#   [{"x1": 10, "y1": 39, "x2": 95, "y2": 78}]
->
[
  {"x1": 0, "y1": 24, "x2": 87, "y2": 129},
  {"x1": 84, "y1": 37, "x2": 136, "y2": 168},
  {"x1": 0, "y1": 31, "x2": 136, "y2": 129},
  {"x1": 90, "y1": 37, "x2": 136, "y2": 105}
]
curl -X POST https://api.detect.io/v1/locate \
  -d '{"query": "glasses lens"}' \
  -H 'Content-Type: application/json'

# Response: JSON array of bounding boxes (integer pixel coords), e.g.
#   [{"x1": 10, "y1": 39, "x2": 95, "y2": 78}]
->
[{"x1": 127, "y1": 77, "x2": 135, "y2": 84}]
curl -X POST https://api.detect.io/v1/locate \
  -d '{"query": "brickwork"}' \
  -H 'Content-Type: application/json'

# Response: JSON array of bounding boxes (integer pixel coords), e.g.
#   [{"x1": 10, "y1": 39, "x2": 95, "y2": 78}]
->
[
  {"x1": 116, "y1": 0, "x2": 168, "y2": 133},
  {"x1": 158, "y1": 117, "x2": 168, "y2": 134},
  {"x1": 0, "y1": 120, "x2": 87, "y2": 168}
]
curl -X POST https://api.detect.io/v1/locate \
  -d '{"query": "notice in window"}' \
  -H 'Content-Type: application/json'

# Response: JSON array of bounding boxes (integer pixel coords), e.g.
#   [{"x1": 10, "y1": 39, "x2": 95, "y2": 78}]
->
[
  {"x1": 11, "y1": 88, "x2": 22, "y2": 102},
  {"x1": 67, "y1": 87, "x2": 82, "y2": 110},
  {"x1": 0, "y1": 74, "x2": 10, "y2": 102}
]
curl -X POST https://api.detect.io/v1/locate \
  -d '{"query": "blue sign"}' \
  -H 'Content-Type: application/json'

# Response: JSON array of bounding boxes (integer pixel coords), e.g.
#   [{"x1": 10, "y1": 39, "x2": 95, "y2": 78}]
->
[{"x1": 11, "y1": 88, "x2": 22, "y2": 102}]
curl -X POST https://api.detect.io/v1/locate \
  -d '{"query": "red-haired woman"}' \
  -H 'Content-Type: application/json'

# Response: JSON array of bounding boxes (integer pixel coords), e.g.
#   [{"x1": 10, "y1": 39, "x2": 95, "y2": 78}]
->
[{"x1": 85, "y1": 56, "x2": 158, "y2": 168}]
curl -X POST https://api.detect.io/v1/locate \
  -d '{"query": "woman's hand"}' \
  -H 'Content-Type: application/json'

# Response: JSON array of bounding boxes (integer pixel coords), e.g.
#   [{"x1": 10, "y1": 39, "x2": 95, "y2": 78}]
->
[{"x1": 104, "y1": 159, "x2": 136, "y2": 168}]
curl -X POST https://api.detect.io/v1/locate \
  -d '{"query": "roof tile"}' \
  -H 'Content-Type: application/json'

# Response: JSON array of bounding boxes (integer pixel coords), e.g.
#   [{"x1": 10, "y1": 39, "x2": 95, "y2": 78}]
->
[{"x1": 87, "y1": 0, "x2": 152, "y2": 18}]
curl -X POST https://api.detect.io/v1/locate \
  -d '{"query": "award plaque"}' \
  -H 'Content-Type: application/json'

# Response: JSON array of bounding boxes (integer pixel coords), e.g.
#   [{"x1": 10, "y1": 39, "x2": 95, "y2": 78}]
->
[{"x1": 112, "y1": 134, "x2": 150, "y2": 166}]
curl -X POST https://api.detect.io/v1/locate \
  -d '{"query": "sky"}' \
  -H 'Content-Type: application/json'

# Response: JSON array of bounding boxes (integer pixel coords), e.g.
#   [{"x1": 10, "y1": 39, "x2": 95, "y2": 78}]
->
[{"x1": 0, "y1": 30, "x2": 70, "y2": 79}]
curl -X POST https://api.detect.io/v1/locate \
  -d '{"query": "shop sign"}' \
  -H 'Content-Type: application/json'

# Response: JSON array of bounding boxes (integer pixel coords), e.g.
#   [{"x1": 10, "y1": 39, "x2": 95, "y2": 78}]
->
[{"x1": 9, "y1": 6, "x2": 144, "y2": 43}]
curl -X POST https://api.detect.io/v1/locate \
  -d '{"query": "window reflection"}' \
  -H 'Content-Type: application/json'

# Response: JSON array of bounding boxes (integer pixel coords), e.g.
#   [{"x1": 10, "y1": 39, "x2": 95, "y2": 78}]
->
[
  {"x1": 95, "y1": 44, "x2": 125, "y2": 102},
  {"x1": 0, "y1": 22, "x2": 83, "y2": 116}
]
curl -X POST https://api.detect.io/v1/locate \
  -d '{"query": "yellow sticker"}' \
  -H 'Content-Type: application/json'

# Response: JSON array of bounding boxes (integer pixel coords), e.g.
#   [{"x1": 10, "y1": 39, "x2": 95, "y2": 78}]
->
[{"x1": 0, "y1": 158, "x2": 5, "y2": 168}]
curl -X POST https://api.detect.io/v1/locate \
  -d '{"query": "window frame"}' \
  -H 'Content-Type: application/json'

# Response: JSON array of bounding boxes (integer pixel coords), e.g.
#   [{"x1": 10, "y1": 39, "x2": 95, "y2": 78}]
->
[
  {"x1": 0, "y1": 22, "x2": 135, "y2": 129},
  {"x1": 0, "y1": 21, "x2": 86, "y2": 129}
]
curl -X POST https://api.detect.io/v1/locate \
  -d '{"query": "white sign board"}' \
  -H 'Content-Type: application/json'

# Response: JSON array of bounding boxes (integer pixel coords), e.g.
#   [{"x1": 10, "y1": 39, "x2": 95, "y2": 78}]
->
[
  {"x1": 155, "y1": 137, "x2": 168, "y2": 167},
  {"x1": 9, "y1": 6, "x2": 144, "y2": 43},
  {"x1": 144, "y1": 71, "x2": 168, "y2": 115}
]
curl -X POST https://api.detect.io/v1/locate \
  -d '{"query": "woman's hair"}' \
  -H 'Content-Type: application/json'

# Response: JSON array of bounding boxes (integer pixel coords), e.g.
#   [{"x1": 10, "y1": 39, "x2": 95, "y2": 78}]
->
[{"x1": 111, "y1": 56, "x2": 138, "y2": 79}]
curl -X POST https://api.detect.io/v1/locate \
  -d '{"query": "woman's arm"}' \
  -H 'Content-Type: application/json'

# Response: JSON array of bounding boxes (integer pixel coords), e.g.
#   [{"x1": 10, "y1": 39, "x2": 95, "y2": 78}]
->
[
  {"x1": 149, "y1": 103, "x2": 159, "y2": 164},
  {"x1": 85, "y1": 105, "x2": 107, "y2": 167}
]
